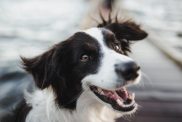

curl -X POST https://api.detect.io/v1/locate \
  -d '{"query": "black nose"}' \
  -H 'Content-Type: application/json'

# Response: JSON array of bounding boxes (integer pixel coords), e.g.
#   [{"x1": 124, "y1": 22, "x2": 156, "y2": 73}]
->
[{"x1": 115, "y1": 61, "x2": 140, "y2": 81}]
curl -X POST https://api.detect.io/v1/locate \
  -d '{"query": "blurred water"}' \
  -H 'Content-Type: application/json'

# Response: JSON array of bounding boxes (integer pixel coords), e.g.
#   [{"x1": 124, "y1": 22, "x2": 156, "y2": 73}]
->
[
  {"x1": 121, "y1": 0, "x2": 182, "y2": 52},
  {"x1": 0, "y1": 0, "x2": 89, "y2": 120},
  {"x1": 0, "y1": 0, "x2": 88, "y2": 76}
]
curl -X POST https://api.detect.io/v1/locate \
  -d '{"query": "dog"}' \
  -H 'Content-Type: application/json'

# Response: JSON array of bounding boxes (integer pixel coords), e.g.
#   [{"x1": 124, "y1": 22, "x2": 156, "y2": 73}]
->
[{"x1": 1, "y1": 16, "x2": 147, "y2": 122}]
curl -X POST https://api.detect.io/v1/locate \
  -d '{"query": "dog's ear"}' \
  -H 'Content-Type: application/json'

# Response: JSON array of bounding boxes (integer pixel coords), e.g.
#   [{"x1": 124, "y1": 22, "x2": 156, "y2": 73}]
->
[
  {"x1": 98, "y1": 13, "x2": 148, "y2": 54},
  {"x1": 21, "y1": 40, "x2": 72, "y2": 89},
  {"x1": 105, "y1": 21, "x2": 148, "y2": 54},
  {"x1": 98, "y1": 13, "x2": 148, "y2": 41},
  {"x1": 105, "y1": 21, "x2": 148, "y2": 41},
  {"x1": 21, "y1": 48, "x2": 55, "y2": 89}
]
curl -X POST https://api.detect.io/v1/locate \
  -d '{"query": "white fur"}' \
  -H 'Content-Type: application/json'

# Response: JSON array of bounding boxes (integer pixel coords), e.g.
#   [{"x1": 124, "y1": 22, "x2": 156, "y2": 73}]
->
[
  {"x1": 25, "y1": 88, "x2": 122, "y2": 122},
  {"x1": 82, "y1": 28, "x2": 136, "y2": 90},
  {"x1": 25, "y1": 27, "x2": 140, "y2": 122}
]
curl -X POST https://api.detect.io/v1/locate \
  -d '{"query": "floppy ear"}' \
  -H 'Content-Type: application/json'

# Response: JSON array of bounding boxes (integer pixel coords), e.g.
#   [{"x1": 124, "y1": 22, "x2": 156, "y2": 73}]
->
[
  {"x1": 97, "y1": 13, "x2": 148, "y2": 54},
  {"x1": 97, "y1": 13, "x2": 148, "y2": 41},
  {"x1": 21, "y1": 47, "x2": 58, "y2": 89},
  {"x1": 105, "y1": 21, "x2": 148, "y2": 41},
  {"x1": 105, "y1": 21, "x2": 148, "y2": 54}
]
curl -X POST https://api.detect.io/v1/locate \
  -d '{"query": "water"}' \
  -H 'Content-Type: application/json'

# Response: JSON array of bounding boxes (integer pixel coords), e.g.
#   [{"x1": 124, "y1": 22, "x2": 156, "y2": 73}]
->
[
  {"x1": 0, "y1": 0, "x2": 88, "y2": 76},
  {"x1": 0, "y1": 0, "x2": 89, "y2": 119},
  {"x1": 121, "y1": 0, "x2": 182, "y2": 52}
]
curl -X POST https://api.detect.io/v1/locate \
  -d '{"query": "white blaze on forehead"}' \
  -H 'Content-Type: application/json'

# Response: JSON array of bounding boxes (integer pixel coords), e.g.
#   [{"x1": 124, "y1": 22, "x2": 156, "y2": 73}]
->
[
  {"x1": 82, "y1": 28, "x2": 137, "y2": 90},
  {"x1": 83, "y1": 27, "x2": 105, "y2": 46}
]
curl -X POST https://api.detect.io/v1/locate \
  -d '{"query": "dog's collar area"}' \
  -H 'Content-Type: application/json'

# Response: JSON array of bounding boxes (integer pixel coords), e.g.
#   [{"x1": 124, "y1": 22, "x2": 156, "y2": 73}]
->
[{"x1": 90, "y1": 85, "x2": 136, "y2": 112}]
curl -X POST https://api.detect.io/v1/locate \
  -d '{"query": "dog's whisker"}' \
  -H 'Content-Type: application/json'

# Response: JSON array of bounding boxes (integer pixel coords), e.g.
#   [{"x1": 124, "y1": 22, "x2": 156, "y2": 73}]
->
[
  {"x1": 136, "y1": 71, "x2": 152, "y2": 88},
  {"x1": 8, "y1": 12, "x2": 148, "y2": 122},
  {"x1": 123, "y1": 114, "x2": 134, "y2": 122},
  {"x1": 141, "y1": 71, "x2": 153, "y2": 87},
  {"x1": 137, "y1": 104, "x2": 143, "y2": 112},
  {"x1": 141, "y1": 71, "x2": 151, "y2": 82}
]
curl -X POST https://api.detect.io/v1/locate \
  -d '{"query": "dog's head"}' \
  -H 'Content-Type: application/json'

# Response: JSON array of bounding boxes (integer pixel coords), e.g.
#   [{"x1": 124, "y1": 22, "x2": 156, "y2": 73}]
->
[{"x1": 22, "y1": 19, "x2": 147, "y2": 114}]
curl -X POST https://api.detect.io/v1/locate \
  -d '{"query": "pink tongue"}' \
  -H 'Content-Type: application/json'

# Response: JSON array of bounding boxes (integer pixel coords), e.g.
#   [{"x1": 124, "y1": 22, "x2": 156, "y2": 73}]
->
[
  {"x1": 102, "y1": 90, "x2": 117, "y2": 99},
  {"x1": 116, "y1": 89, "x2": 129, "y2": 100},
  {"x1": 100, "y1": 88, "x2": 129, "y2": 101}
]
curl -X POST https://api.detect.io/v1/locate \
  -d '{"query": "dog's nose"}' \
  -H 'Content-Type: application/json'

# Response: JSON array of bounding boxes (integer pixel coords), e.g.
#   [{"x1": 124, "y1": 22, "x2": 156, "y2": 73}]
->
[{"x1": 115, "y1": 61, "x2": 140, "y2": 81}]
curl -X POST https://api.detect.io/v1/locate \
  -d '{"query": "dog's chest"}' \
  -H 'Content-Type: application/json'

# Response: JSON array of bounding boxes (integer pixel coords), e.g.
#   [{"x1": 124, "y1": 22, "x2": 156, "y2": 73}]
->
[
  {"x1": 25, "y1": 89, "x2": 120, "y2": 122},
  {"x1": 26, "y1": 104, "x2": 118, "y2": 122}
]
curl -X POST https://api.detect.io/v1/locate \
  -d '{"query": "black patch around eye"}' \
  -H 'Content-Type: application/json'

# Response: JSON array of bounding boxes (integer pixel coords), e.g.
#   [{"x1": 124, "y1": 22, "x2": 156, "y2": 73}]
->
[
  {"x1": 22, "y1": 31, "x2": 103, "y2": 110},
  {"x1": 49, "y1": 32, "x2": 103, "y2": 110},
  {"x1": 101, "y1": 28, "x2": 124, "y2": 54},
  {"x1": 97, "y1": 12, "x2": 148, "y2": 55},
  {"x1": 110, "y1": 42, "x2": 123, "y2": 54}
]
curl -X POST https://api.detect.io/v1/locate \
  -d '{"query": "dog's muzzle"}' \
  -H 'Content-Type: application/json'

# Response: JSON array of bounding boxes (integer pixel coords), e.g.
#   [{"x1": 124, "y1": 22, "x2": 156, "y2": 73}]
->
[
  {"x1": 115, "y1": 60, "x2": 140, "y2": 82},
  {"x1": 89, "y1": 60, "x2": 140, "y2": 113}
]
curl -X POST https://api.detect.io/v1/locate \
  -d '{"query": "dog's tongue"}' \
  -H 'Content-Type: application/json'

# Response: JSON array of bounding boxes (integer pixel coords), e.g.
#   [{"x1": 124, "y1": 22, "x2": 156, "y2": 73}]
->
[
  {"x1": 116, "y1": 88, "x2": 129, "y2": 101},
  {"x1": 101, "y1": 87, "x2": 129, "y2": 101}
]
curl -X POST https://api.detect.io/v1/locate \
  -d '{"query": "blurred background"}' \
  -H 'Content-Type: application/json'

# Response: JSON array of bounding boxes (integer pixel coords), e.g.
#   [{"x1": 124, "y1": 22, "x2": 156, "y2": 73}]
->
[{"x1": 0, "y1": 0, "x2": 182, "y2": 122}]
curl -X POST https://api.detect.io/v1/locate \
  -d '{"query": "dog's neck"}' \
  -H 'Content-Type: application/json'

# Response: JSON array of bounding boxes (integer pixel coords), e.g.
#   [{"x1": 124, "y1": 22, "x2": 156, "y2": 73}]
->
[{"x1": 25, "y1": 88, "x2": 121, "y2": 122}]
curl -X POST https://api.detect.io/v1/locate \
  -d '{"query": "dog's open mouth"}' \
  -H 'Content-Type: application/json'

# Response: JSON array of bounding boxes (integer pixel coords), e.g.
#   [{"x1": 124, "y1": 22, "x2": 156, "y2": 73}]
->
[{"x1": 90, "y1": 85, "x2": 136, "y2": 112}]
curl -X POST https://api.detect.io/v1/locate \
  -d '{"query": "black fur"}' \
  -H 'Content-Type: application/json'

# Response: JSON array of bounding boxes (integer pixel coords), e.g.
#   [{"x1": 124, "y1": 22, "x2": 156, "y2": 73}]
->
[
  {"x1": 101, "y1": 23, "x2": 148, "y2": 55},
  {"x1": 0, "y1": 100, "x2": 31, "y2": 122},
  {"x1": 98, "y1": 13, "x2": 148, "y2": 54},
  {"x1": 22, "y1": 32, "x2": 102, "y2": 109},
  {"x1": 0, "y1": 12, "x2": 148, "y2": 122},
  {"x1": 21, "y1": 18, "x2": 148, "y2": 110},
  {"x1": 102, "y1": 28, "x2": 125, "y2": 54},
  {"x1": 14, "y1": 100, "x2": 32, "y2": 122}
]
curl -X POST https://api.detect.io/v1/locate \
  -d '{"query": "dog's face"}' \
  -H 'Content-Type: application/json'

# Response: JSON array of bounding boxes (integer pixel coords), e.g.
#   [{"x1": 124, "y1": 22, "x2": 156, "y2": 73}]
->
[{"x1": 22, "y1": 20, "x2": 147, "y2": 114}]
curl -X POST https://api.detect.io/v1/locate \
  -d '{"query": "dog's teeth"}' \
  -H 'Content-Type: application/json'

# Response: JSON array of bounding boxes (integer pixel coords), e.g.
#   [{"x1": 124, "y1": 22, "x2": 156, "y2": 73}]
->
[
  {"x1": 128, "y1": 94, "x2": 131, "y2": 99},
  {"x1": 100, "y1": 91, "x2": 104, "y2": 95},
  {"x1": 131, "y1": 93, "x2": 135, "y2": 99},
  {"x1": 116, "y1": 99, "x2": 123, "y2": 106},
  {"x1": 114, "y1": 91, "x2": 119, "y2": 96},
  {"x1": 123, "y1": 87, "x2": 126, "y2": 91},
  {"x1": 97, "y1": 88, "x2": 102, "y2": 93},
  {"x1": 128, "y1": 93, "x2": 135, "y2": 99}
]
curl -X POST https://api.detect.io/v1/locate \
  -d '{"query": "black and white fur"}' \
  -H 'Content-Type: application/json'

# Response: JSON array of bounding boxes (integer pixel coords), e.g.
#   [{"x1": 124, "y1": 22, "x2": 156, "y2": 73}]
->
[{"x1": 0, "y1": 17, "x2": 147, "y2": 122}]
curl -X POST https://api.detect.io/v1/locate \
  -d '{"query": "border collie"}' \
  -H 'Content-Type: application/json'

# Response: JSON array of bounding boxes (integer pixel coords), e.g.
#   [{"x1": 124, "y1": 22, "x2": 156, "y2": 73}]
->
[{"x1": 2, "y1": 16, "x2": 147, "y2": 122}]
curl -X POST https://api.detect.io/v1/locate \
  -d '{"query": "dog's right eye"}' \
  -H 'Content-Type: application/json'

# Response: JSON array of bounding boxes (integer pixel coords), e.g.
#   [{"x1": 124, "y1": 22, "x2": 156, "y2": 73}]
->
[
  {"x1": 80, "y1": 54, "x2": 90, "y2": 62},
  {"x1": 111, "y1": 42, "x2": 123, "y2": 54}
]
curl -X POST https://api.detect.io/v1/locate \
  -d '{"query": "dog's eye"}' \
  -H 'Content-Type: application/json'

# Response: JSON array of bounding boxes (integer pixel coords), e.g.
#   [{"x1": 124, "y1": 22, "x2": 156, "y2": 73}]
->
[
  {"x1": 80, "y1": 54, "x2": 90, "y2": 62},
  {"x1": 115, "y1": 45, "x2": 120, "y2": 51},
  {"x1": 112, "y1": 43, "x2": 122, "y2": 53}
]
